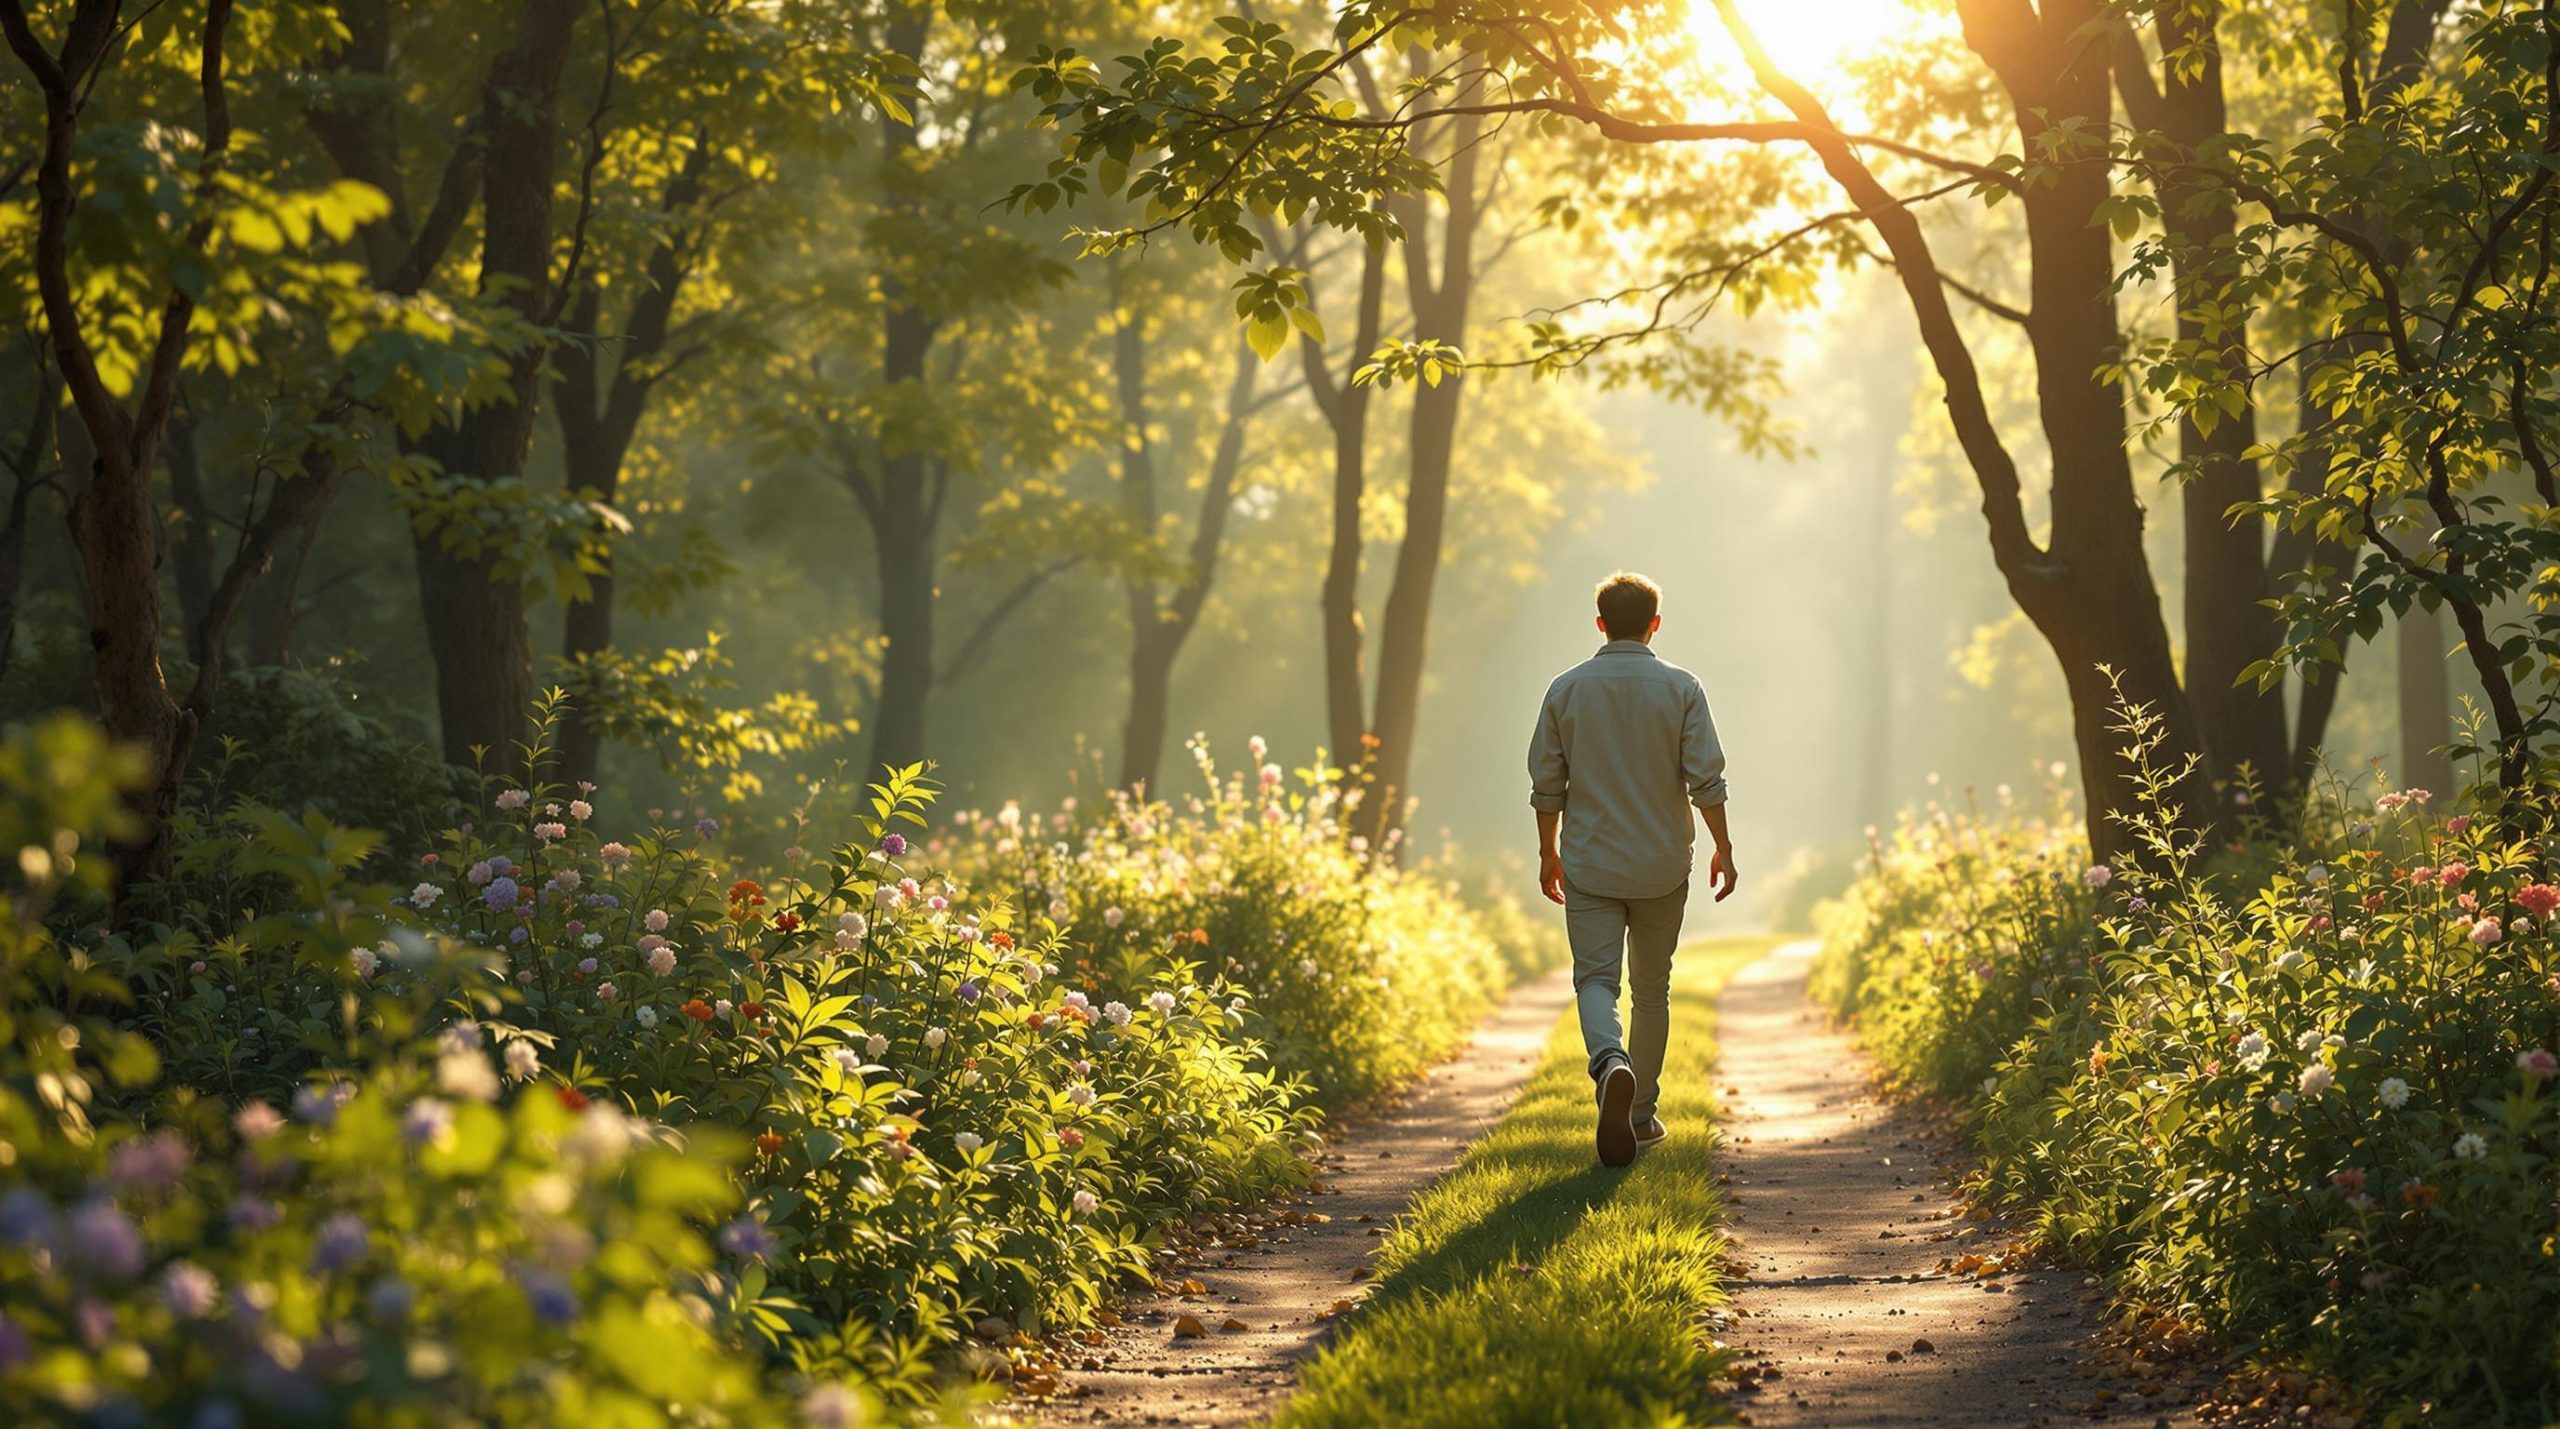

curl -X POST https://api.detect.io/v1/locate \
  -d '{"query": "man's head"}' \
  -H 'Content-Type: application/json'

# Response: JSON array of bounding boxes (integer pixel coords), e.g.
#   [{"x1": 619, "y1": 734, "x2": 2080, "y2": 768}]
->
[{"x1": 1594, "y1": 571, "x2": 1662, "y2": 643}]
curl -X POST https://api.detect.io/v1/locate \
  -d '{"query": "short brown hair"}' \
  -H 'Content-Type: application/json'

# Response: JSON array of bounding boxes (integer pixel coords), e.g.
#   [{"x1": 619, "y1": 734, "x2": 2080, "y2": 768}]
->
[{"x1": 1595, "y1": 571, "x2": 1660, "y2": 640}]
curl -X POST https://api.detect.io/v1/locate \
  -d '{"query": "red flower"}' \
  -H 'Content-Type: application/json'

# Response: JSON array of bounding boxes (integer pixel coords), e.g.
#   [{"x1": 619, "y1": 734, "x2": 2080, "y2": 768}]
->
[
  {"x1": 740, "y1": 1001, "x2": 768, "y2": 1020},
  {"x1": 774, "y1": 912, "x2": 801, "y2": 933},
  {"x1": 2519, "y1": 883, "x2": 2560, "y2": 918},
  {"x1": 1059, "y1": 1127, "x2": 1086, "y2": 1149},
  {"x1": 755, "y1": 1131, "x2": 785, "y2": 1156},
  {"x1": 555, "y1": 1085, "x2": 590, "y2": 1112},
  {"x1": 1027, "y1": 1012, "x2": 1048, "y2": 1031},
  {"x1": 682, "y1": 999, "x2": 715, "y2": 1023}
]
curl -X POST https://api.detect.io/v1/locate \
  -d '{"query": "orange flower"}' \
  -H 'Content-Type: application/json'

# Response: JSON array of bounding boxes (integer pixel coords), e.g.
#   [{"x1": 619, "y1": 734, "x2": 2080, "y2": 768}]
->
[
  {"x1": 1027, "y1": 1012, "x2": 1048, "y2": 1031},
  {"x1": 682, "y1": 999, "x2": 716, "y2": 1023},
  {"x1": 555, "y1": 1085, "x2": 590, "y2": 1112},
  {"x1": 2400, "y1": 1182, "x2": 2439, "y2": 1210},
  {"x1": 755, "y1": 1130, "x2": 785, "y2": 1156},
  {"x1": 1189, "y1": 929, "x2": 1209, "y2": 945},
  {"x1": 989, "y1": 932, "x2": 1014, "y2": 951},
  {"x1": 774, "y1": 912, "x2": 802, "y2": 933},
  {"x1": 740, "y1": 1001, "x2": 768, "y2": 1019}
]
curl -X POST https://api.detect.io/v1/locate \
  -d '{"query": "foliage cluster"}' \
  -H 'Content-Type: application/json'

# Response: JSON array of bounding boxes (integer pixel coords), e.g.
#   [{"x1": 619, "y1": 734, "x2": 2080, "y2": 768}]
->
[
  {"x1": 1815, "y1": 714, "x2": 2560, "y2": 1422},
  {"x1": 929, "y1": 735, "x2": 1552, "y2": 1109},
  {"x1": 0, "y1": 708, "x2": 1544, "y2": 1420}
]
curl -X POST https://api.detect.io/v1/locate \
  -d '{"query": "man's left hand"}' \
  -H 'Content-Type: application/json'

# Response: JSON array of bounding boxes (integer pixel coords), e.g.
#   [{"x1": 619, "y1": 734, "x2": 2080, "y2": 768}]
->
[
  {"x1": 1709, "y1": 845, "x2": 1738, "y2": 902},
  {"x1": 1538, "y1": 849, "x2": 1566, "y2": 905}
]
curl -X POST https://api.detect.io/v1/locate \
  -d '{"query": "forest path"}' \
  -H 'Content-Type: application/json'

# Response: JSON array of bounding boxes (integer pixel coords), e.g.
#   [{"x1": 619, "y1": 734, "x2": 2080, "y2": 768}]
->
[
  {"x1": 1018, "y1": 963, "x2": 1580, "y2": 1428},
  {"x1": 1718, "y1": 940, "x2": 2207, "y2": 1427}
]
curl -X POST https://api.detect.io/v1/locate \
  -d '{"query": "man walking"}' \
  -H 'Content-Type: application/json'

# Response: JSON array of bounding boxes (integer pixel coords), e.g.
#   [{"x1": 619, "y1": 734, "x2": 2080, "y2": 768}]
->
[{"x1": 1527, "y1": 572, "x2": 1736, "y2": 1167}]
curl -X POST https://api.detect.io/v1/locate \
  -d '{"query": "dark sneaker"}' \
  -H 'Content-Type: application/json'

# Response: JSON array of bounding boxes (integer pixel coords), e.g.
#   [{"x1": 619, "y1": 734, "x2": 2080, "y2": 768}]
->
[
  {"x1": 1596, "y1": 1061, "x2": 1638, "y2": 1167},
  {"x1": 1633, "y1": 1117, "x2": 1667, "y2": 1150}
]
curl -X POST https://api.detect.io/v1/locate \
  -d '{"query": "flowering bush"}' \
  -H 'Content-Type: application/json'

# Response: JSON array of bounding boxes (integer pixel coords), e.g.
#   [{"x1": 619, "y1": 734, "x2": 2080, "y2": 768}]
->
[
  {"x1": 0, "y1": 717, "x2": 815, "y2": 1426},
  {"x1": 1817, "y1": 709, "x2": 2560, "y2": 1421},
  {"x1": 35, "y1": 707, "x2": 1333, "y2": 1417},
  {"x1": 927, "y1": 736, "x2": 1542, "y2": 1109}
]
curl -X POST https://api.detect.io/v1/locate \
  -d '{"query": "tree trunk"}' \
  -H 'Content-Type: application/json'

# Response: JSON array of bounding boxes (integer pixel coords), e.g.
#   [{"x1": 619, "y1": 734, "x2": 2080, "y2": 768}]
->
[
  {"x1": 2118, "y1": 8, "x2": 2293, "y2": 796},
  {"x1": 2397, "y1": 603, "x2": 2455, "y2": 797},
  {"x1": 866, "y1": 446, "x2": 938, "y2": 776},
  {"x1": 1116, "y1": 300, "x2": 1259, "y2": 792},
  {"x1": 1310, "y1": 243, "x2": 1387, "y2": 769},
  {"x1": 0, "y1": 358, "x2": 59, "y2": 686},
  {"x1": 1366, "y1": 104, "x2": 1485, "y2": 851},
  {"x1": 409, "y1": 0, "x2": 579, "y2": 770}
]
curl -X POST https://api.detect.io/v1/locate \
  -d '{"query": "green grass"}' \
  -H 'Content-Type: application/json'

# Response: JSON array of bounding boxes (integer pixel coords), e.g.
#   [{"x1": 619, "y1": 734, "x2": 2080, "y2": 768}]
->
[{"x1": 1269, "y1": 935, "x2": 1771, "y2": 1429}]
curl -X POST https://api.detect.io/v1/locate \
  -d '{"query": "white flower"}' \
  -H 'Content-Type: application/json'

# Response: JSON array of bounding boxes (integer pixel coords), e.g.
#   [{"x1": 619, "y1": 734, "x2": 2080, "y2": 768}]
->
[
  {"x1": 715, "y1": 999, "x2": 733, "y2": 1018},
  {"x1": 2083, "y1": 864, "x2": 2112, "y2": 889},
  {"x1": 634, "y1": 1006, "x2": 659, "y2": 1029},
  {"x1": 579, "y1": 931, "x2": 604, "y2": 949},
  {"x1": 1102, "y1": 1001, "x2": 1132, "y2": 1028},
  {"x1": 1067, "y1": 1083, "x2": 1097, "y2": 1108},
  {"x1": 646, "y1": 945, "x2": 677, "y2": 977},
  {"x1": 2235, "y1": 1031, "x2": 2271, "y2": 1070},
  {"x1": 351, "y1": 947, "x2": 378, "y2": 978},
  {"x1": 2379, "y1": 1077, "x2": 2411, "y2": 1109},
  {"x1": 865, "y1": 1033, "x2": 889, "y2": 1058},
  {"x1": 411, "y1": 882, "x2": 442, "y2": 907},
  {"x1": 2306, "y1": 864, "x2": 2330, "y2": 885},
  {"x1": 1102, "y1": 908, "x2": 1125, "y2": 929},
  {"x1": 1249, "y1": 735, "x2": 1268, "y2": 759},
  {"x1": 496, "y1": 788, "x2": 530, "y2": 810},
  {"x1": 1148, "y1": 990, "x2": 1177, "y2": 1017},
  {"x1": 2453, "y1": 1132, "x2": 2490, "y2": 1162},
  {"x1": 2296, "y1": 1028, "x2": 2326, "y2": 1053},
  {"x1": 1071, "y1": 1189, "x2": 1099, "y2": 1215},
  {"x1": 2298, "y1": 1063, "x2": 2334, "y2": 1097},
  {"x1": 1298, "y1": 959, "x2": 1319, "y2": 978},
  {"x1": 954, "y1": 1132, "x2": 983, "y2": 1155},
  {"x1": 569, "y1": 799, "x2": 592, "y2": 822},
  {"x1": 2273, "y1": 949, "x2": 2306, "y2": 975},
  {"x1": 1048, "y1": 899, "x2": 1071, "y2": 922},
  {"x1": 503, "y1": 1040, "x2": 540, "y2": 1082},
  {"x1": 923, "y1": 1026, "x2": 948, "y2": 1050},
  {"x1": 437, "y1": 1048, "x2": 500, "y2": 1102}
]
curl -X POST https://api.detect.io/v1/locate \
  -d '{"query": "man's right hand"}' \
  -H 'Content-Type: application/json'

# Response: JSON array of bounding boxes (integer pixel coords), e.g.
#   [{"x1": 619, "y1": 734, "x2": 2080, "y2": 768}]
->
[
  {"x1": 1538, "y1": 849, "x2": 1566, "y2": 905},
  {"x1": 1709, "y1": 844, "x2": 1738, "y2": 902}
]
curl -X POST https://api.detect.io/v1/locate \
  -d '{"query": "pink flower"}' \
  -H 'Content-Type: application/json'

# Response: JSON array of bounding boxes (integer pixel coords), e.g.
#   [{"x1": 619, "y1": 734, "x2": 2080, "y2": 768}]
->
[
  {"x1": 569, "y1": 800, "x2": 593, "y2": 822},
  {"x1": 646, "y1": 945, "x2": 676, "y2": 977},
  {"x1": 2517, "y1": 884, "x2": 2560, "y2": 918},
  {"x1": 2447, "y1": 814, "x2": 2474, "y2": 835},
  {"x1": 599, "y1": 842, "x2": 632, "y2": 870},
  {"x1": 645, "y1": 908, "x2": 670, "y2": 933},
  {"x1": 496, "y1": 789, "x2": 530, "y2": 810},
  {"x1": 2440, "y1": 861, "x2": 2471, "y2": 887},
  {"x1": 534, "y1": 822, "x2": 567, "y2": 843},
  {"x1": 2519, "y1": 1048, "x2": 2557, "y2": 1083},
  {"x1": 597, "y1": 982, "x2": 618, "y2": 1003},
  {"x1": 2328, "y1": 1167, "x2": 2366, "y2": 1196},
  {"x1": 2471, "y1": 917, "x2": 2504, "y2": 947}
]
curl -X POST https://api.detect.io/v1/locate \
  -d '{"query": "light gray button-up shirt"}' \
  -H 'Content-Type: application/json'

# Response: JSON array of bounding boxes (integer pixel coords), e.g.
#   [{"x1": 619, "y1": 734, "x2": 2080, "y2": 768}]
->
[{"x1": 1527, "y1": 639, "x2": 1729, "y2": 901}]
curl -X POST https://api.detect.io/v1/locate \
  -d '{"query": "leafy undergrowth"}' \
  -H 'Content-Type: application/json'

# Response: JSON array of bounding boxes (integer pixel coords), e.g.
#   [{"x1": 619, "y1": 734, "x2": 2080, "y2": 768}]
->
[
  {"x1": 1816, "y1": 707, "x2": 2560, "y2": 1425},
  {"x1": 1269, "y1": 936, "x2": 1767, "y2": 1429},
  {"x1": 0, "y1": 711, "x2": 1546, "y2": 1424}
]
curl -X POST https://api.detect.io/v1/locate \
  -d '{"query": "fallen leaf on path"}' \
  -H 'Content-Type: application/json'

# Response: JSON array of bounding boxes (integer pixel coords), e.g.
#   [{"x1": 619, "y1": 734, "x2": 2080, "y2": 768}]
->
[
  {"x1": 1220, "y1": 1318, "x2": 1249, "y2": 1333},
  {"x1": 1171, "y1": 1315, "x2": 1207, "y2": 1339},
  {"x1": 1911, "y1": 1338, "x2": 1936, "y2": 1354}
]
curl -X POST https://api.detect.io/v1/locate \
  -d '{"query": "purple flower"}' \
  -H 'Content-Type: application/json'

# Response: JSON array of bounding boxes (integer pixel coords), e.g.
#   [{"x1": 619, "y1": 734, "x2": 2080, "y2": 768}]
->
[
  {"x1": 401, "y1": 1098, "x2": 454, "y2": 1149},
  {"x1": 291, "y1": 1082, "x2": 352, "y2": 1127},
  {"x1": 516, "y1": 1267, "x2": 578, "y2": 1325},
  {"x1": 958, "y1": 981, "x2": 982, "y2": 1005},
  {"x1": 482, "y1": 877, "x2": 521, "y2": 912},
  {"x1": 508, "y1": 925, "x2": 530, "y2": 945},
  {"x1": 366, "y1": 1277, "x2": 413, "y2": 1322},
  {"x1": 0, "y1": 1187, "x2": 56, "y2": 1246},
  {"x1": 67, "y1": 1199, "x2": 145, "y2": 1280},
  {"x1": 879, "y1": 833, "x2": 908, "y2": 858},
  {"x1": 719, "y1": 1216, "x2": 778, "y2": 1259},
  {"x1": 309, "y1": 1212, "x2": 369, "y2": 1274},
  {"x1": 228, "y1": 1196, "x2": 282, "y2": 1232},
  {"x1": 488, "y1": 854, "x2": 515, "y2": 877},
  {"x1": 577, "y1": 956, "x2": 599, "y2": 976},
  {"x1": 159, "y1": 1261, "x2": 219, "y2": 1318}
]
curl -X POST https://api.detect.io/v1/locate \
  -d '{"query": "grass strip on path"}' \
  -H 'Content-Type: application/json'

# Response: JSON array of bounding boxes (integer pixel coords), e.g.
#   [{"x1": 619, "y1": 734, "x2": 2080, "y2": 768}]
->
[{"x1": 1269, "y1": 935, "x2": 1771, "y2": 1429}]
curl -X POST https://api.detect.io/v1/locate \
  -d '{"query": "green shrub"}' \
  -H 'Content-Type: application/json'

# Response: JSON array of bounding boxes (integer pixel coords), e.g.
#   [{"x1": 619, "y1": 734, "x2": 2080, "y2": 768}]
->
[
  {"x1": 1816, "y1": 709, "x2": 2560, "y2": 1423},
  {"x1": 928, "y1": 737, "x2": 1541, "y2": 1109}
]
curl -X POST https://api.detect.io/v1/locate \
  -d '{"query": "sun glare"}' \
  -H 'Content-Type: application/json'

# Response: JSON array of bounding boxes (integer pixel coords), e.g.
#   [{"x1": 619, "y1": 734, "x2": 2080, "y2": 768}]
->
[{"x1": 1696, "y1": 0, "x2": 1939, "y2": 92}]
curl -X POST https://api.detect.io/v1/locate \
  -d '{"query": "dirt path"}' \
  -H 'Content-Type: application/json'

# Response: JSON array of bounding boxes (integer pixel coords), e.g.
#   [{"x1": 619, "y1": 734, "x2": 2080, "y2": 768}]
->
[
  {"x1": 1717, "y1": 940, "x2": 2206, "y2": 1428},
  {"x1": 1025, "y1": 964, "x2": 1578, "y2": 1428}
]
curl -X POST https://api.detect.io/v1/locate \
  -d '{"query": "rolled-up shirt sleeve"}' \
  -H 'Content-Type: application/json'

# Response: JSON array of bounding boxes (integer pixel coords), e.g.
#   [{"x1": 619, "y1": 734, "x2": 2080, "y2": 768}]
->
[
  {"x1": 1527, "y1": 685, "x2": 1570, "y2": 812},
  {"x1": 1683, "y1": 679, "x2": 1729, "y2": 810}
]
